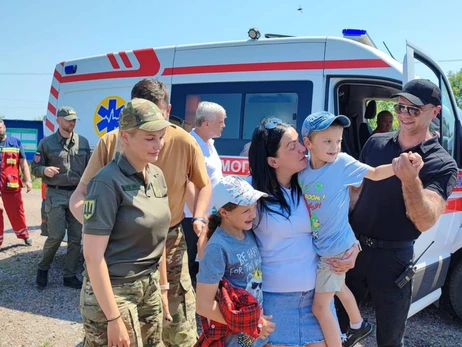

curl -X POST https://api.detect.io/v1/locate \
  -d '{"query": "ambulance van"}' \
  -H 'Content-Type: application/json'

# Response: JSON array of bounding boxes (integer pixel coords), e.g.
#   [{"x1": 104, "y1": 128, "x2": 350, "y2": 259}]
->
[{"x1": 43, "y1": 29, "x2": 462, "y2": 319}]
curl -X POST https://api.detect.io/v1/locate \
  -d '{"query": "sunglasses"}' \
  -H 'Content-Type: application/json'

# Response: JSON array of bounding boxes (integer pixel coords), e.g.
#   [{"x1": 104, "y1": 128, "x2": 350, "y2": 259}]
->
[
  {"x1": 251, "y1": 282, "x2": 262, "y2": 289},
  {"x1": 264, "y1": 118, "x2": 283, "y2": 129},
  {"x1": 394, "y1": 104, "x2": 434, "y2": 117}
]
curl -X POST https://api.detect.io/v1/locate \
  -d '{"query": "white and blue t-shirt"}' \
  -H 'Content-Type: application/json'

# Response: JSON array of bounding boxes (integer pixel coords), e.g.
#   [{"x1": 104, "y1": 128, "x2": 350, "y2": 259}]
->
[
  {"x1": 298, "y1": 153, "x2": 371, "y2": 257},
  {"x1": 184, "y1": 129, "x2": 223, "y2": 218}
]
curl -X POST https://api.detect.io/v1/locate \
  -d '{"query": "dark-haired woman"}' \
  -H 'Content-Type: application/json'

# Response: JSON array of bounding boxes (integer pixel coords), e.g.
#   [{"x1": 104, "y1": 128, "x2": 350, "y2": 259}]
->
[
  {"x1": 195, "y1": 175, "x2": 275, "y2": 346},
  {"x1": 247, "y1": 118, "x2": 360, "y2": 347}
]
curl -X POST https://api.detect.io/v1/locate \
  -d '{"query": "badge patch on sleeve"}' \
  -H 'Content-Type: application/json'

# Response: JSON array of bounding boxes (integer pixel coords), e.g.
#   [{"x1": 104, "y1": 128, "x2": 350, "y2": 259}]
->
[
  {"x1": 34, "y1": 152, "x2": 41, "y2": 163},
  {"x1": 447, "y1": 173, "x2": 458, "y2": 198},
  {"x1": 83, "y1": 199, "x2": 96, "y2": 220}
]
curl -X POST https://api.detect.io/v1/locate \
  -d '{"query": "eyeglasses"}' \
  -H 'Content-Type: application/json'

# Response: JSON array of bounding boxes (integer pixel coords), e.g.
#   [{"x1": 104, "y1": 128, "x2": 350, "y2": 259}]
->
[
  {"x1": 264, "y1": 118, "x2": 283, "y2": 129},
  {"x1": 394, "y1": 104, "x2": 434, "y2": 117}
]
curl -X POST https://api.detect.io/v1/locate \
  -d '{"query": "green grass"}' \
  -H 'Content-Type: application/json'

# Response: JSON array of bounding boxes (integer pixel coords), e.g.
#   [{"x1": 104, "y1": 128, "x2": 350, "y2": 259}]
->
[
  {"x1": 32, "y1": 177, "x2": 42, "y2": 190},
  {"x1": 25, "y1": 159, "x2": 42, "y2": 190}
]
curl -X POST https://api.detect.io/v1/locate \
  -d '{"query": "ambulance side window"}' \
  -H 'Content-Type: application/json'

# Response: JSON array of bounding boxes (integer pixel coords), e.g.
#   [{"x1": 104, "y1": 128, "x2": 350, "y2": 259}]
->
[
  {"x1": 181, "y1": 92, "x2": 300, "y2": 140},
  {"x1": 184, "y1": 93, "x2": 242, "y2": 139},
  {"x1": 170, "y1": 81, "x2": 313, "y2": 155},
  {"x1": 243, "y1": 93, "x2": 298, "y2": 139},
  {"x1": 440, "y1": 83, "x2": 456, "y2": 157}
]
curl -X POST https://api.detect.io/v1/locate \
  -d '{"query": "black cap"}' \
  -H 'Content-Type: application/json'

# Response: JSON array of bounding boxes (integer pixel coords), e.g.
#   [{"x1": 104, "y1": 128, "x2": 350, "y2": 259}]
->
[{"x1": 392, "y1": 79, "x2": 441, "y2": 106}]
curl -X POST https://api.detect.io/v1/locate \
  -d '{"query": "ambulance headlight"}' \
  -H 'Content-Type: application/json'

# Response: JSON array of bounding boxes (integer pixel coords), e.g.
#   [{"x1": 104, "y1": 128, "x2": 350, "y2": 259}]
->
[{"x1": 248, "y1": 28, "x2": 261, "y2": 40}]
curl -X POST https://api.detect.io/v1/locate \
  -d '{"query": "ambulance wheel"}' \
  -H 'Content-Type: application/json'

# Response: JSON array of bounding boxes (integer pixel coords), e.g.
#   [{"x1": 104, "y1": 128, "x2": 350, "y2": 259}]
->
[{"x1": 449, "y1": 259, "x2": 462, "y2": 319}]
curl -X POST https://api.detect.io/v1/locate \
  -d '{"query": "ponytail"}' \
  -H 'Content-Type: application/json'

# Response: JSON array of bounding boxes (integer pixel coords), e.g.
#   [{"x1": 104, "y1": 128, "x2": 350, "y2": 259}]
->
[
  {"x1": 207, "y1": 214, "x2": 222, "y2": 239},
  {"x1": 206, "y1": 202, "x2": 239, "y2": 240}
]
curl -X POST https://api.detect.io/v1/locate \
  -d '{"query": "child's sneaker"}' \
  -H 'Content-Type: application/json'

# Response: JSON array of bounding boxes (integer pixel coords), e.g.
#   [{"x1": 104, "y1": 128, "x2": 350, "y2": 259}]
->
[{"x1": 344, "y1": 320, "x2": 374, "y2": 347}]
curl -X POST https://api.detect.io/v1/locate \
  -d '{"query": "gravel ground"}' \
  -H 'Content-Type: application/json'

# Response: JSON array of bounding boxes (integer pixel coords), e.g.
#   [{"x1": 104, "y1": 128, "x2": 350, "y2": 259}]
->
[
  {"x1": 355, "y1": 301, "x2": 462, "y2": 347},
  {"x1": 0, "y1": 189, "x2": 461, "y2": 347}
]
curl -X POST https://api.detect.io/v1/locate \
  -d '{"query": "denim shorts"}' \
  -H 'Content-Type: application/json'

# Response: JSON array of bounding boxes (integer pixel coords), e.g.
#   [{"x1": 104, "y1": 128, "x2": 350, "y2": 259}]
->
[{"x1": 262, "y1": 290, "x2": 337, "y2": 346}]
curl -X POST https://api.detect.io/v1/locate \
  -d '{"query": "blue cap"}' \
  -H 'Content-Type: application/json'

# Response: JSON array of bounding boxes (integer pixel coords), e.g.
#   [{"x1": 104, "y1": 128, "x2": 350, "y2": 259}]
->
[{"x1": 301, "y1": 111, "x2": 351, "y2": 137}]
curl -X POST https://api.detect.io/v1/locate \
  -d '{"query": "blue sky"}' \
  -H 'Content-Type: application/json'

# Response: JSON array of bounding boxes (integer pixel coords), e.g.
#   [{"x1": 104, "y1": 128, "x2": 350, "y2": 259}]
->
[{"x1": 1, "y1": 0, "x2": 462, "y2": 119}]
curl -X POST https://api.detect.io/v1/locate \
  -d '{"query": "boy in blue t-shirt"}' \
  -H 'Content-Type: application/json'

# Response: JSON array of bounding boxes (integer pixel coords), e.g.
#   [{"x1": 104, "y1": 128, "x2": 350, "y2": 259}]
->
[{"x1": 298, "y1": 111, "x2": 423, "y2": 347}]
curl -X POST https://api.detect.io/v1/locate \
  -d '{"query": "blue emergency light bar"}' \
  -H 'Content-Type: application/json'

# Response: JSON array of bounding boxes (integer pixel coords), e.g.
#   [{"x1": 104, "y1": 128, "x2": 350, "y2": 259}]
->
[
  {"x1": 342, "y1": 29, "x2": 376, "y2": 48},
  {"x1": 64, "y1": 65, "x2": 77, "y2": 75},
  {"x1": 342, "y1": 29, "x2": 367, "y2": 37}
]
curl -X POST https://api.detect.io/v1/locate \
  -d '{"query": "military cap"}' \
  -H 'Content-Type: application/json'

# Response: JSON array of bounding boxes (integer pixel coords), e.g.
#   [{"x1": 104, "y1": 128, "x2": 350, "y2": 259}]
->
[
  {"x1": 119, "y1": 98, "x2": 171, "y2": 131},
  {"x1": 57, "y1": 106, "x2": 78, "y2": 121}
]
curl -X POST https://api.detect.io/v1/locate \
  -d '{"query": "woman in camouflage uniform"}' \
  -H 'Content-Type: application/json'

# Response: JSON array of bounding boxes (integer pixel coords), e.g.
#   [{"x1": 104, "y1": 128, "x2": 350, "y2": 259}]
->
[{"x1": 80, "y1": 98, "x2": 172, "y2": 347}]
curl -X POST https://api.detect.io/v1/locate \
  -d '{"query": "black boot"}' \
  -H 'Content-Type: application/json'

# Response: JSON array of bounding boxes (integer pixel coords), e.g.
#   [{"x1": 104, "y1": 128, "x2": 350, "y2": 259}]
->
[
  {"x1": 63, "y1": 276, "x2": 82, "y2": 289},
  {"x1": 36, "y1": 269, "x2": 48, "y2": 288},
  {"x1": 24, "y1": 237, "x2": 32, "y2": 246}
]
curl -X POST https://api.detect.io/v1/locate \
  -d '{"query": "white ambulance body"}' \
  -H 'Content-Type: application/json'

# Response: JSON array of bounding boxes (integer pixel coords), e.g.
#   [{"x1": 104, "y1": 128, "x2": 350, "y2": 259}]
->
[{"x1": 44, "y1": 29, "x2": 462, "y2": 319}]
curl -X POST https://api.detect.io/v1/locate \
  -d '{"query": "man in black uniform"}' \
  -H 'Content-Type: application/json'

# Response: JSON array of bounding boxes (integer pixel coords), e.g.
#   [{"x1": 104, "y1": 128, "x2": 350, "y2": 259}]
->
[{"x1": 339, "y1": 79, "x2": 458, "y2": 347}]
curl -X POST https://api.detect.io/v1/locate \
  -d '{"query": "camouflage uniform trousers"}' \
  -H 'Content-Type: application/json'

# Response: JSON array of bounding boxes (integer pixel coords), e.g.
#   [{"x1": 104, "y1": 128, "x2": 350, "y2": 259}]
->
[
  {"x1": 80, "y1": 270, "x2": 164, "y2": 347},
  {"x1": 162, "y1": 223, "x2": 198, "y2": 346},
  {"x1": 38, "y1": 188, "x2": 82, "y2": 278}
]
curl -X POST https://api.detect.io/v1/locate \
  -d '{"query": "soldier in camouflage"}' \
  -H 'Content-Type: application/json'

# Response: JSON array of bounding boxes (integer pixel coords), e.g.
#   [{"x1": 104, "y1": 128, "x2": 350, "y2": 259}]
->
[
  {"x1": 129, "y1": 80, "x2": 210, "y2": 347},
  {"x1": 81, "y1": 98, "x2": 172, "y2": 347},
  {"x1": 32, "y1": 107, "x2": 90, "y2": 289},
  {"x1": 70, "y1": 79, "x2": 211, "y2": 346}
]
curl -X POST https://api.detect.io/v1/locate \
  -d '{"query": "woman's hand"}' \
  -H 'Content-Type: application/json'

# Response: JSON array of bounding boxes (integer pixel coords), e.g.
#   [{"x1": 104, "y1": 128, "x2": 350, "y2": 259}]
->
[
  {"x1": 326, "y1": 243, "x2": 360, "y2": 274},
  {"x1": 259, "y1": 314, "x2": 276, "y2": 340},
  {"x1": 161, "y1": 289, "x2": 173, "y2": 324},
  {"x1": 159, "y1": 246, "x2": 171, "y2": 324},
  {"x1": 107, "y1": 317, "x2": 130, "y2": 347},
  {"x1": 197, "y1": 230, "x2": 208, "y2": 260}
]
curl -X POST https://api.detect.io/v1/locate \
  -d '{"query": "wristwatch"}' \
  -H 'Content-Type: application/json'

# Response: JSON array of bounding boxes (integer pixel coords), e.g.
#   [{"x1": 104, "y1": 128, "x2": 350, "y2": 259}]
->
[{"x1": 192, "y1": 217, "x2": 207, "y2": 225}]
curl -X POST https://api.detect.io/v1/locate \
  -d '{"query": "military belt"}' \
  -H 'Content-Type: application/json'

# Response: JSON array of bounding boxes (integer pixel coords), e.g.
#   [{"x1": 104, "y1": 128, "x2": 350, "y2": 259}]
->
[
  {"x1": 47, "y1": 185, "x2": 77, "y2": 191},
  {"x1": 359, "y1": 234, "x2": 414, "y2": 249}
]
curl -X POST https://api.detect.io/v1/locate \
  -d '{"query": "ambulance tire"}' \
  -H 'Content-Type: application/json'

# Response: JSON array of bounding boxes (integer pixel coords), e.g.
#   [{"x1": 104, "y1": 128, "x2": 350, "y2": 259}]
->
[{"x1": 448, "y1": 259, "x2": 462, "y2": 319}]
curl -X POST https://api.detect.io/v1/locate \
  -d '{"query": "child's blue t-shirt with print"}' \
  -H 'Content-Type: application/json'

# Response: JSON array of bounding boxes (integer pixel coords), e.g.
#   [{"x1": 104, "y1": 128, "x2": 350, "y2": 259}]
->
[
  {"x1": 197, "y1": 227, "x2": 263, "y2": 305},
  {"x1": 298, "y1": 153, "x2": 371, "y2": 257}
]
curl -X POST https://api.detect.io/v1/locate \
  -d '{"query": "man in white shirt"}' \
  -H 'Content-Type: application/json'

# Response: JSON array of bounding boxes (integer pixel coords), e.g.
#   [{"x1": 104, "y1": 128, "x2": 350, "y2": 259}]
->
[{"x1": 182, "y1": 101, "x2": 226, "y2": 286}]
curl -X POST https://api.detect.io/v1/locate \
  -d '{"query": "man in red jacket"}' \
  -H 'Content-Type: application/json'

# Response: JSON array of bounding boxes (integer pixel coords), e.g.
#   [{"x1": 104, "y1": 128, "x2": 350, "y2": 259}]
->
[{"x1": 0, "y1": 119, "x2": 32, "y2": 247}]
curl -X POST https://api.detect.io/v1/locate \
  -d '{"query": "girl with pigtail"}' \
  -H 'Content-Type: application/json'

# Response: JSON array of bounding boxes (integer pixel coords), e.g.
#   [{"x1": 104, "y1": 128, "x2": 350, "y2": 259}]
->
[{"x1": 195, "y1": 175, "x2": 275, "y2": 346}]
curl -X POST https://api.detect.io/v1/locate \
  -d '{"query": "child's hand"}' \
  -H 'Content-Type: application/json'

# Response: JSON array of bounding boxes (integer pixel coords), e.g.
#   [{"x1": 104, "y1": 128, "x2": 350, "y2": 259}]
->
[
  {"x1": 407, "y1": 151, "x2": 424, "y2": 172},
  {"x1": 259, "y1": 314, "x2": 276, "y2": 340}
]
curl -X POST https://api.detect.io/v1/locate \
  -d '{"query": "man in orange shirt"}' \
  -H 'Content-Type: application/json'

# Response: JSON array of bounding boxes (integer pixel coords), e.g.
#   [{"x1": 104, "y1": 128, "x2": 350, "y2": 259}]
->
[{"x1": 70, "y1": 79, "x2": 211, "y2": 346}]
